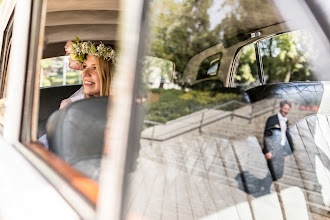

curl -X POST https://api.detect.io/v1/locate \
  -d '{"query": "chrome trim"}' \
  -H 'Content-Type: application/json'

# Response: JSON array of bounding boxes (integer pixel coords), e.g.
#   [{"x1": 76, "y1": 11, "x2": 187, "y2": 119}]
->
[
  {"x1": 0, "y1": 0, "x2": 16, "y2": 47},
  {"x1": 254, "y1": 42, "x2": 265, "y2": 84}
]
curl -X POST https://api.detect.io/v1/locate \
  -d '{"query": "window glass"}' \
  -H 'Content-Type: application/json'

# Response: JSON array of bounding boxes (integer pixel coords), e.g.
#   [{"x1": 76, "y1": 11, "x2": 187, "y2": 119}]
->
[
  {"x1": 40, "y1": 56, "x2": 82, "y2": 87},
  {"x1": 8, "y1": 0, "x2": 125, "y2": 213},
  {"x1": 260, "y1": 30, "x2": 316, "y2": 83},
  {"x1": 124, "y1": 0, "x2": 330, "y2": 219},
  {"x1": 234, "y1": 44, "x2": 260, "y2": 89}
]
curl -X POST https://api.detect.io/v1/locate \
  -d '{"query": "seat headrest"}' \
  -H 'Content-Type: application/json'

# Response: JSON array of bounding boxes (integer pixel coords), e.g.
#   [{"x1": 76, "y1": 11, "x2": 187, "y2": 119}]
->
[{"x1": 47, "y1": 96, "x2": 108, "y2": 165}]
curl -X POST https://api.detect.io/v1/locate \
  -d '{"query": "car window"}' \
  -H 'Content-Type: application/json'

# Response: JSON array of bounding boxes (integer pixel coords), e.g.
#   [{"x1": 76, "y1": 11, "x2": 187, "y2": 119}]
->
[
  {"x1": 40, "y1": 56, "x2": 82, "y2": 87},
  {"x1": 123, "y1": 0, "x2": 330, "y2": 219},
  {"x1": 13, "y1": 0, "x2": 121, "y2": 214}
]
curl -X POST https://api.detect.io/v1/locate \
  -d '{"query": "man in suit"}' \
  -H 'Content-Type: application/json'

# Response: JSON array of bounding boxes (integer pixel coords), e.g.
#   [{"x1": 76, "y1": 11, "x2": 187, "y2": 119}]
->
[{"x1": 263, "y1": 100, "x2": 293, "y2": 180}]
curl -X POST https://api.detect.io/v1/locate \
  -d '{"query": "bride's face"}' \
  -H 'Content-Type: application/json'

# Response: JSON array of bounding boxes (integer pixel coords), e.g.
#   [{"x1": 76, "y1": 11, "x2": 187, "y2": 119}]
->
[{"x1": 82, "y1": 55, "x2": 100, "y2": 96}]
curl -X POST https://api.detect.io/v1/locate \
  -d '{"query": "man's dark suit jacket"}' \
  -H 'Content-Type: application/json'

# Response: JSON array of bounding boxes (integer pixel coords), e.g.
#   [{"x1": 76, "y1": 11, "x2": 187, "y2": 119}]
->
[{"x1": 263, "y1": 114, "x2": 293, "y2": 154}]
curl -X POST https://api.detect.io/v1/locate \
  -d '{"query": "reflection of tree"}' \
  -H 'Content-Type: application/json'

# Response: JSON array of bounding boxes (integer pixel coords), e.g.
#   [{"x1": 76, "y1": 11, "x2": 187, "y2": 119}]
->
[
  {"x1": 142, "y1": 56, "x2": 173, "y2": 86},
  {"x1": 235, "y1": 44, "x2": 258, "y2": 89},
  {"x1": 235, "y1": 31, "x2": 315, "y2": 85},
  {"x1": 148, "y1": 0, "x2": 314, "y2": 87},
  {"x1": 148, "y1": 0, "x2": 221, "y2": 79},
  {"x1": 147, "y1": 0, "x2": 281, "y2": 82},
  {"x1": 260, "y1": 32, "x2": 315, "y2": 83}
]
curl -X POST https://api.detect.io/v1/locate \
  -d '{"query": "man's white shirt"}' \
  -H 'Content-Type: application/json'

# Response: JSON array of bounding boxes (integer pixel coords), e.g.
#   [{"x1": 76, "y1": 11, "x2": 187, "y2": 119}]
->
[{"x1": 277, "y1": 112, "x2": 288, "y2": 146}]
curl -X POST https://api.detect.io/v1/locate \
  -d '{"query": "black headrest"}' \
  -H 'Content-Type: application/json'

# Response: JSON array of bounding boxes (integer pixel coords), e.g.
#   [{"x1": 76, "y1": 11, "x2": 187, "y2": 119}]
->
[
  {"x1": 246, "y1": 82, "x2": 324, "y2": 105},
  {"x1": 38, "y1": 85, "x2": 82, "y2": 138},
  {"x1": 47, "y1": 96, "x2": 108, "y2": 165}
]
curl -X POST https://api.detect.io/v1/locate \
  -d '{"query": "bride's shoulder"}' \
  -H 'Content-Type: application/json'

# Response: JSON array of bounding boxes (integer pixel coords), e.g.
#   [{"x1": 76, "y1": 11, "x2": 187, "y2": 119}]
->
[
  {"x1": 60, "y1": 98, "x2": 72, "y2": 109},
  {"x1": 60, "y1": 86, "x2": 84, "y2": 109}
]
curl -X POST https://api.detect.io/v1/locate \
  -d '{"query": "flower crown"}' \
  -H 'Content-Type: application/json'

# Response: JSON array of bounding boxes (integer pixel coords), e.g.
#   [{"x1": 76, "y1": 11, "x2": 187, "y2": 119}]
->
[{"x1": 64, "y1": 36, "x2": 116, "y2": 70}]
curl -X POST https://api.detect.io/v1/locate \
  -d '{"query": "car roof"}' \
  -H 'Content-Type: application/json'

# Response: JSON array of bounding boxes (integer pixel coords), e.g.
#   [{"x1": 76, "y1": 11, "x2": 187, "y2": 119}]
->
[{"x1": 43, "y1": 0, "x2": 120, "y2": 58}]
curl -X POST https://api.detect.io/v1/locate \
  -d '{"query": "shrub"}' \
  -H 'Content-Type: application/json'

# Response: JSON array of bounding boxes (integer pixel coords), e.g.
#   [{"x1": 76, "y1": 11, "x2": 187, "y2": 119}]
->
[{"x1": 144, "y1": 88, "x2": 242, "y2": 123}]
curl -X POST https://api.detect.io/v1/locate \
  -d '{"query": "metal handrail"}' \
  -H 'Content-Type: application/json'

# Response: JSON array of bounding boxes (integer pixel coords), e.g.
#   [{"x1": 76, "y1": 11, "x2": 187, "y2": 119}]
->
[
  {"x1": 211, "y1": 100, "x2": 248, "y2": 110},
  {"x1": 144, "y1": 120, "x2": 163, "y2": 125},
  {"x1": 143, "y1": 98, "x2": 278, "y2": 142}
]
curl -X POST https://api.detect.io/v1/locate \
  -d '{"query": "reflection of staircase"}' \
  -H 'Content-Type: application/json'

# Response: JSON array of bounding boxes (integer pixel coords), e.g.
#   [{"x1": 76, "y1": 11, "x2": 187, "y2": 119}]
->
[
  {"x1": 135, "y1": 99, "x2": 328, "y2": 219},
  {"x1": 136, "y1": 132, "x2": 330, "y2": 219},
  {"x1": 142, "y1": 98, "x2": 315, "y2": 145}
]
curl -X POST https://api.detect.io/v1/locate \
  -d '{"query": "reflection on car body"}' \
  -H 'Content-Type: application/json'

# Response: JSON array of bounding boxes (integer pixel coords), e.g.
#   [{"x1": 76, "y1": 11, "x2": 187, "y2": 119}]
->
[{"x1": 124, "y1": 0, "x2": 330, "y2": 219}]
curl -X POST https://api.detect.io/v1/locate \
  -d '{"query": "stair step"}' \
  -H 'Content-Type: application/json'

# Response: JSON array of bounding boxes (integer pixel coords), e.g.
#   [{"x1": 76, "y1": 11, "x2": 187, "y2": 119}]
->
[{"x1": 308, "y1": 201, "x2": 330, "y2": 218}]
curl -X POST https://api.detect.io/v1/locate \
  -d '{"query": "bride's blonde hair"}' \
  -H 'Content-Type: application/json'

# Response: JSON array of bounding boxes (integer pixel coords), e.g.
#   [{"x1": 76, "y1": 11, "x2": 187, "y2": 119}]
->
[{"x1": 96, "y1": 56, "x2": 112, "y2": 96}]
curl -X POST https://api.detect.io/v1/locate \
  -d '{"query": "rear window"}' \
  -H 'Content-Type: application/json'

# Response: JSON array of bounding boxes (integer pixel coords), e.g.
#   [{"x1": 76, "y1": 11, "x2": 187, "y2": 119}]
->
[{"x1": 40, "y1": 56, "x2": 82, "y2": 87}]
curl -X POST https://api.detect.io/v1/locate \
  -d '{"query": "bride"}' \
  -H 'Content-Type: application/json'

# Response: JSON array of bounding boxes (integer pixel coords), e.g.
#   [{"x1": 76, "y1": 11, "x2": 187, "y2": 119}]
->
[
  {"x1": 60, "y1": 37, "x2": 115, "y2": 108},
  {"x1": 39, "y1": 37, "x2": 116, "y2": 148}
]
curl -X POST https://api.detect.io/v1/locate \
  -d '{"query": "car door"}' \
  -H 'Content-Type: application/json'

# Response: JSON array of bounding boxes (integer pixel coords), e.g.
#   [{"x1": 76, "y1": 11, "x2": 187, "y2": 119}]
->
[{"x1": 0, "y1": 0, "x2": 83, "y2": 219}]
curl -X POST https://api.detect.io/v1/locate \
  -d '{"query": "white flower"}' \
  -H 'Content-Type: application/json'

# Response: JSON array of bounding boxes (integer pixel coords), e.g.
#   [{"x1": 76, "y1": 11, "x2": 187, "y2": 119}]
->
[
  {"x1": 65, "y1": 37, "x2": 117, "y2": 70},
  {"x1": 81, "y1": 42, "x2": 90, "y2": 54}
]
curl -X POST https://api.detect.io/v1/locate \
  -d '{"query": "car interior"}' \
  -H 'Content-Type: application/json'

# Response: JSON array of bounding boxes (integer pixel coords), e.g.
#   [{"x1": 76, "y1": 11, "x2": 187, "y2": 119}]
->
[{"x1": 35, "y1": 0, "x2": 120, "y2": 179}]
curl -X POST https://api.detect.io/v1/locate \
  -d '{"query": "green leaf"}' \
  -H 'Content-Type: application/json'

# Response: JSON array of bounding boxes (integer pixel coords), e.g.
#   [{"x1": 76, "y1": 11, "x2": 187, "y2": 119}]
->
[
  {"x1": 91, "y1": 44, "x2": 97, "y2": 53},
  {"x1": 79, "y1": 54, "x2": 86, "y2": 62}
]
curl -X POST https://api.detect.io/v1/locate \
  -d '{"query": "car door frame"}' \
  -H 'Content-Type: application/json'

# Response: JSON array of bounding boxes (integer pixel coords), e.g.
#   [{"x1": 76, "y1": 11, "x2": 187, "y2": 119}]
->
[{"x1": 0, "y1": 0, "x2": 94, "y2": 219}]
